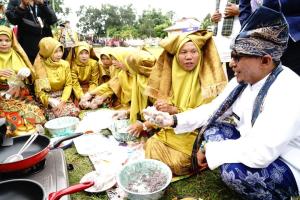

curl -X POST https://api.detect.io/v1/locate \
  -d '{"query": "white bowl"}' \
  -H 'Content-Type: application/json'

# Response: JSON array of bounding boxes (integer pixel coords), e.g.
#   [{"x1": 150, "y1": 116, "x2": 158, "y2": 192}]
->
[
  {"x1": 116, "y1": 159, "x2": 172, "y2": 200},
  {"x1": 45, "y1": 116, "x2": 79, "y2": 137}
]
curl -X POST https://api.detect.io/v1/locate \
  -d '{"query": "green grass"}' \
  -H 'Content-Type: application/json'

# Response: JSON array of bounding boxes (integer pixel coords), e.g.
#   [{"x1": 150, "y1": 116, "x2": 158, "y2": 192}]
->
[{"x1": 64, "y1": 146, "x2": 243, "y2": 200}]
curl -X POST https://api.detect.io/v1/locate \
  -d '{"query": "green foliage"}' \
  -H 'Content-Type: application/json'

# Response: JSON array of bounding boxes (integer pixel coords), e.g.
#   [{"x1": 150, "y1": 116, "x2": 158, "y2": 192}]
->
[
  {"x1": 76, "y1": 4, "x2": 172, "y2": 39},
  {"x1": 200, "y1": 13, "x2": 213, "y2": 30},
  {"x1": 137, "y1": 8, "x2": 172, "y2": 38},
  {"x1": 50, "y1": 0, "x2": 70, "y2": 16}
]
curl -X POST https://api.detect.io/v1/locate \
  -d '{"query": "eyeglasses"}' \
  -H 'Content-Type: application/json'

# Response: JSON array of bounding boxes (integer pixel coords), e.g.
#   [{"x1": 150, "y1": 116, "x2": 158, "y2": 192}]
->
[{"x1": 231, "y1": 51, "x2": 261, "y2": 62}]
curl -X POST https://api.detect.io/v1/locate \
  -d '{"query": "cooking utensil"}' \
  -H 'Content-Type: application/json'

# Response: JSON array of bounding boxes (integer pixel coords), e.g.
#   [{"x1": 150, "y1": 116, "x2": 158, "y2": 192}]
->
[
  {"x1": 0, "y1": 132, "x2": 83, "y2": 173},
  {"x1": 0, "y1": 179, "x2": 94, "y2": 200},
  {"x1": 3, "y1": 133, "x2": 38, "y2": 163}
]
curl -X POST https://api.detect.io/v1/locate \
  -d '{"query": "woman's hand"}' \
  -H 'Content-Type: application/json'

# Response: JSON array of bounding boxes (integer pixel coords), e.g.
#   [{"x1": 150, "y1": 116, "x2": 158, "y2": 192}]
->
[
  {"x1": 81, "y1": 92, "x2": 93, "y2": 102},
  {"x1": 52, "y1": 101, "x2": 66, "y2": 117},
  {"x1": 127, "y1": 122, "x2": 143, "y2": 137},
  {"x1": 154, "y1": 99, "x2": 178, "y2": 114},
  {"x1": 48, "y1": 97, "x2": 61, "y2": 108},
  {"x1": 91, "y1": 95, "x2": 106, "y2": 106},
  {"x1": 0, "y1": 69, "x2": 14, "y2": 78},
  {"x1": 196, "y1": 150, "x2": 208, "y2": 171}
]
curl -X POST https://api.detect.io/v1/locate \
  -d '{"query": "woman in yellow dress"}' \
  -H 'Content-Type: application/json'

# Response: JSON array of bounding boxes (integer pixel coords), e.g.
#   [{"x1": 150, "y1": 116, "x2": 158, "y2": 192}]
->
[
  {"x1": 98, "y1": 47, "x2": 115, "y2": 84},
  {"x1": 144, "y1": 30, "x2": 227, "y2": 175},
  {"x1": 80, "y1": 47, "x2": 156, "y2": 124},
  {"x1": 0, "y1": 25, "x2": 45, "y2": 136},
  {"x1": 34, "y1": 37, "x2": 79, "y2": 119},
  {"x1": 68, "y1": 41, "x2": 99, "y2": 104}
]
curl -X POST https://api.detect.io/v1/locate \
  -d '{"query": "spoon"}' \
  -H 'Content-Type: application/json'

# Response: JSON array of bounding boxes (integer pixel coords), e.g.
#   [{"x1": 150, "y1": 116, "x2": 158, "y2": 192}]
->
[{"x1": 3, "y1": 133, "x2": 38, "y2": 163}]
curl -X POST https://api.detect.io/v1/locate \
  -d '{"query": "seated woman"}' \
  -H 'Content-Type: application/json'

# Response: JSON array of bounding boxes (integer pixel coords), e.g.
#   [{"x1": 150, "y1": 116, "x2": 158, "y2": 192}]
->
[
  {"x1": 68, "y1": 41, "x2": 99, "y2": 103},
  {"x1": 0, "y1": 25, "x2": 45, "y2": 136},
  {"x1": 98, "y1": 47, "x2": 115, "y2": 84},
  {"x1": 80, "y1": 47, "x2": 156, "y2": 124},
  {"x1": 144, "y1": 30, "x2": 227, "y2": 175},
  {"x1": 34, "y1": 37, "x2": 79, "y2": 120}
]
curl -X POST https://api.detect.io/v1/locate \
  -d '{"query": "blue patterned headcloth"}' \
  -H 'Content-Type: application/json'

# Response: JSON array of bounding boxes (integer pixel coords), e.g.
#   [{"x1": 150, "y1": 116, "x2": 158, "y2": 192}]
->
[{"x1": 231, "y1": 6, "x2": 289, "y2": 61}]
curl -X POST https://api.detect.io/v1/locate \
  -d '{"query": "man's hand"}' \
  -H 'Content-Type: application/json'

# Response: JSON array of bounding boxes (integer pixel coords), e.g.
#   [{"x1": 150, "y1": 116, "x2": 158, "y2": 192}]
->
[
  {"x1": 211, "y1": 10, "x2": 222, "y2": 23},
  {"x1": 154, "y1": 99, "x2": 178, "y2": 115},
  {"x1": 224, "y1": 3, "x2": 240, "y2": 17},
  {"x1": 196, "y1": 150, "x2": 208, "y2": 171}
]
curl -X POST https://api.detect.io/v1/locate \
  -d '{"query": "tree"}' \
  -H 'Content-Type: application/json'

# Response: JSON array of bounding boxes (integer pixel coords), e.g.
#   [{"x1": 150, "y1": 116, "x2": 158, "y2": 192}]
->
[
  {"x1": 200, "y1": 13, "x2": 213, "y2": 30},
  {"x1": 50, "y1": 0, "x2": 71, "y2": 21},
  {"x1": 137, "y1": 8, "x2": 172, "y2": 38},
  {"x1": 75, "y1": 4, "x2": 173, "y2": 39}
]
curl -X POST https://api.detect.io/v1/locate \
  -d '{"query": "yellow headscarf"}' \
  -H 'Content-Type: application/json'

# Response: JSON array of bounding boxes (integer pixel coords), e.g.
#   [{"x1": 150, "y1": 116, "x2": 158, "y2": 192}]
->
[
  {"x1": 108, "y1": 47, "x2": 156, "y2": 123},
  {"x1": 67, "y1": 41, "x2": 99, "y2": 99},
  {"x1": 0, "y1": 25, "x2": 35, "y2": 82},
  {"x1": 67, "y1": 41, "x2": 99, "y2": 64},
  {"x1": 147, "y1": 31, "x2": 227, "y2": 156},
  {"x1": 146, "y1": 30, "x2": 227, "y2": 110},
  {"x1": 34, "y1": 37, "x2": 63, "y2": 93},
  {"x1": 126, "y1": 49, "x2": 156, "y2": 123},
  {"x1": 99, "y1": 46, "x2": 114, "y2": 81}
]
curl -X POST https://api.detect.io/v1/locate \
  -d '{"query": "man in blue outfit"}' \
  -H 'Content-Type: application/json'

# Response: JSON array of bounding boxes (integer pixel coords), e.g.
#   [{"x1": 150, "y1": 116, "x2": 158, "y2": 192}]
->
[{"x1": 145, "y1": 6, "x2": 300, "y2": 200}]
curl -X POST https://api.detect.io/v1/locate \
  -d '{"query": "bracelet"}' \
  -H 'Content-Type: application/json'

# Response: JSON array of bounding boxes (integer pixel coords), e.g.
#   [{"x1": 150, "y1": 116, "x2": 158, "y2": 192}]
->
[{"x1": 171, "y1": 115, "x2": 177, "y2": 128}]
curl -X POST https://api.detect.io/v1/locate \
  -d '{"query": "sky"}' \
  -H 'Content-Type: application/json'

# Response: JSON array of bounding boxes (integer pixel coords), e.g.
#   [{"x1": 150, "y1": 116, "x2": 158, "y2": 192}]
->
[{"x1": 62, "y1": 0, "x2": 214, "y2": 27}]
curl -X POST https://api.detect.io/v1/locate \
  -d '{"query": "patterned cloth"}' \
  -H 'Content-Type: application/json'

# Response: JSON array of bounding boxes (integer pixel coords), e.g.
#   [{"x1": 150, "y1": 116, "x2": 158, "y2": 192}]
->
[
  {"x1": 232, "y1": 6, "x2": 289, "y2": 61},
  {"x1": 213, "y1": 0, "x2": 239, "y2": 36},
  {"x1": 205, "y1": 125, "x2": 298, "y2": 199}
]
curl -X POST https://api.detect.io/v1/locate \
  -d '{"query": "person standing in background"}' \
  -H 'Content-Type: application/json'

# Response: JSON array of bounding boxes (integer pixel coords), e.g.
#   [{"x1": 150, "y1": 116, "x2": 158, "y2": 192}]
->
[
  {"x1": 5, "y1": 0, "x2": 57, "y2": 64},
  {"x1": 54, "y1": 20, "x2": 78, "y2": 59},
  {"x1": 211, "y1": 0, "x2": 241, "y2": 81},
  {"x1": 239, "y1": 0, "x2": 300, "y2": 76},
  {"x1": 0, "y1": 1, "x2": 8, "y2": 26}
]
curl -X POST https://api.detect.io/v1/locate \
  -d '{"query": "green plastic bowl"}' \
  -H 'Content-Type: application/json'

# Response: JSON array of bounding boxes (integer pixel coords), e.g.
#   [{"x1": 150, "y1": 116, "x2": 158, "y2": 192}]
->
[
  {"x1": 44, "y1": 116, "x2": 79, "y2": 137},
  {"x1": 117, "y1": 159, "x2": 172, "y2": 200}
]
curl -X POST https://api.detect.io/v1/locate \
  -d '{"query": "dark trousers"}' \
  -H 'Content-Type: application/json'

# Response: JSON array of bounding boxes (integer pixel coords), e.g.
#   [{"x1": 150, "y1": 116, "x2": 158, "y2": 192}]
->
[{"x1": 281, "y1": 39, "x2": 300, "y2": 76}]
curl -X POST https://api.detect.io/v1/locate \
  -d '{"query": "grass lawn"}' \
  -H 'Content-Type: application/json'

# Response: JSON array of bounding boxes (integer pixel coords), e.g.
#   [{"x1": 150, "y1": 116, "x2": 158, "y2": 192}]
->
[{"x1": 65, "y1": 146, "x2": 243, "y2": 200}]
